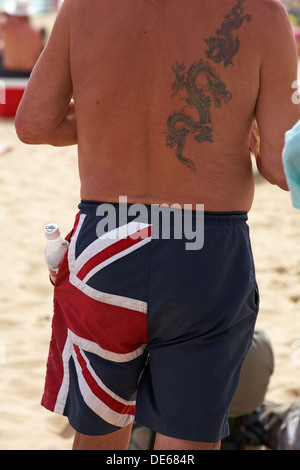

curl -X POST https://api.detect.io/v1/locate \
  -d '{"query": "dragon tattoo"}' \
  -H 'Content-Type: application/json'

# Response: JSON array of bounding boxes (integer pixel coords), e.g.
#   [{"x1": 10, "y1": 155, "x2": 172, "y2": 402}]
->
[
  {"x1": 205, "y1": 0, "x2": 252, "y2": 67},
  {"x1": 166, "y1": 60, "x2": 232, "y2": 172},
  {"x1": 166, "y1": 0, "x2": 252, "y2": 171}
]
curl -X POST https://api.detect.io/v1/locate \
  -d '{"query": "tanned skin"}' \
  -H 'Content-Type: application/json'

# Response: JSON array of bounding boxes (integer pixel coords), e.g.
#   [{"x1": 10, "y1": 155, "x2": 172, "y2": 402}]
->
[
  {"x1": 16, "y1": 0, "x2": 299, "y2": 213},
  {"x1": 0, "y1": 13, "x2": 43, "y2": 71}
]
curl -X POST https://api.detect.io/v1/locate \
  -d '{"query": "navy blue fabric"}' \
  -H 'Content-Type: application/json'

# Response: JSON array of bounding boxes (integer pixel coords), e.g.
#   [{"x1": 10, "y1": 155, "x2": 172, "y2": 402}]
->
[{"x1": 64, "y1": 201, "x2": 259, "y2": 442}]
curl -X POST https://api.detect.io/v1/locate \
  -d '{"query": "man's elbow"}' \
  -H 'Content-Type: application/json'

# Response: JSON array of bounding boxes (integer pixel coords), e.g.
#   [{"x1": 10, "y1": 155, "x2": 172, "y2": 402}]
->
[
  {"x1": 15, "y1": 113, "x2": 44, "y2": 145},
  {"x1": 15, "y1": 128, "x2": 39, "y2": 145},
  {"x1": 275, "y1": 178, "x2": 289, "y2": 191},
  {"x1": 256, "y1": 155, "x2": 289, "y2": 190}
]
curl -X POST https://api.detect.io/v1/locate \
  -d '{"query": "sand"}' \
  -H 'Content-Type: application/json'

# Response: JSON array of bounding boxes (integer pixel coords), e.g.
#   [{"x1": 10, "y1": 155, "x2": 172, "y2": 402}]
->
[{"x1": 0, "y1": 12, "x2": 299, "y2": 451}]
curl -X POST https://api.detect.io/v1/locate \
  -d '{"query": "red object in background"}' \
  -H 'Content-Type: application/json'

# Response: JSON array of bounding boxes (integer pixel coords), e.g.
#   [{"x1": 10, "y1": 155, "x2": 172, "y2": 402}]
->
[{"x1": 0, "y1": 78, "x2": 28, "y2": 118}]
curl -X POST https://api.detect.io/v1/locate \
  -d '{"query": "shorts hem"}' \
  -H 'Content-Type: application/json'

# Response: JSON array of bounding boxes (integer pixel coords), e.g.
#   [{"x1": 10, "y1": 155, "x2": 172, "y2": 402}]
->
[
  {"x1": 41, "y1": 394, "x2": 63, "y2": 416},
  {"x1": 135, "y1": 416, "x2": 229, "y2": 443}
]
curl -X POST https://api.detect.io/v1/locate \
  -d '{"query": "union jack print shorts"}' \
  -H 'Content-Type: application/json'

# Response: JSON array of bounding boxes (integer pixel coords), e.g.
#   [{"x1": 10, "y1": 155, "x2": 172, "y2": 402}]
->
[{"x1": 41, "y1": 200, "x2": 259, "y2": 442}]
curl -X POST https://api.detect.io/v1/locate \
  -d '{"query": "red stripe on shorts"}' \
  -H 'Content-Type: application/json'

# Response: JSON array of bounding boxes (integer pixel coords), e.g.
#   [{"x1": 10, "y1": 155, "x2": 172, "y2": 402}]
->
[{"x1": 74, "y1": 344, "x2": 136, "y2": 416}]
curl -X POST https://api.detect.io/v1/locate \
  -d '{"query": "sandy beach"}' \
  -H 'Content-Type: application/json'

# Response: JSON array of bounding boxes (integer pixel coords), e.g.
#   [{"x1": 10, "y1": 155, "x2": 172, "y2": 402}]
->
[{"x1": 0, "y1": 12, "x2": 299, "y2": 451}]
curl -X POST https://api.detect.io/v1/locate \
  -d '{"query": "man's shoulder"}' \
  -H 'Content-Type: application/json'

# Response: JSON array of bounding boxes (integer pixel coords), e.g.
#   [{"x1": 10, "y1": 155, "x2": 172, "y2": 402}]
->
[
  {"x1": 247, "y1": 0, "x2": 288, "y2": 17},
  {"x1": 247, "y1": 0, "x2": 292, "y2": 41}
]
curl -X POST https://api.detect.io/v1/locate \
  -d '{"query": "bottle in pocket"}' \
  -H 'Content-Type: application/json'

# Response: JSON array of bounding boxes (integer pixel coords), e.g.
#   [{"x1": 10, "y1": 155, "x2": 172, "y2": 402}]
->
[{"x1": 44, "y1": 223, "x2": 69, "y2": 284}]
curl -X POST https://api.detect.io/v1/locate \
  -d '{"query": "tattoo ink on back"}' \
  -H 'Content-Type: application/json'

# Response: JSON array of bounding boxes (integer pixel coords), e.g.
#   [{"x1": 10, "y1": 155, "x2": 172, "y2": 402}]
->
[{"x1": 166, "y1": 0, "x2": 252, "y2": 172}]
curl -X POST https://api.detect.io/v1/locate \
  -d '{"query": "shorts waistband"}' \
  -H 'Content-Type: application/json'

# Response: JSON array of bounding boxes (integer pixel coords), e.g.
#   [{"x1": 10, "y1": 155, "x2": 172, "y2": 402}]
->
[{"x1": 78, "y1": 200, "x2": 248, "y2": 223}]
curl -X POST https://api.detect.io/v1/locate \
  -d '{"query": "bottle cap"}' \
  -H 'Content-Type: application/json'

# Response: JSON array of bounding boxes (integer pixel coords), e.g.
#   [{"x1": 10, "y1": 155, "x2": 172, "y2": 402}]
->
[{"x1": 44, "y1": 223, "x2": 60, "y2": 240}]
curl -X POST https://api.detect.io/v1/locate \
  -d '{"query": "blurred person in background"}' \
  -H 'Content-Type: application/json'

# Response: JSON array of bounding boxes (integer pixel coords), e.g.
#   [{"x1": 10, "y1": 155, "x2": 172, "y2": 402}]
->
[{"x1": 0, "y1": 0, "x2": 44, "y2": 77}]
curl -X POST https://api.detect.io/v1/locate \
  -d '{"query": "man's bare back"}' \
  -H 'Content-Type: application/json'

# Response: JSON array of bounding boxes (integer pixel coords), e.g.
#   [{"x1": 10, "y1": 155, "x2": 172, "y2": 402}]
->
[
  {"x1": 0, "y1": 14, "x2": 43, "y2": 71},
  {"x1": 15, "y1": 0, "x2": 300, "y2": 211}
]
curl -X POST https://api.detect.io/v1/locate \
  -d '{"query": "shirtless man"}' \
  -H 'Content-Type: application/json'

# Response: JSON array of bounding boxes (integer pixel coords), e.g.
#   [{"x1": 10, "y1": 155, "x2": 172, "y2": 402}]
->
[
  {"x1": 15, "y1": 0, "x2": 299, "y2": 451},
  {"x1": 0, "y1": 1, "x2": 44, "y2": 76}
]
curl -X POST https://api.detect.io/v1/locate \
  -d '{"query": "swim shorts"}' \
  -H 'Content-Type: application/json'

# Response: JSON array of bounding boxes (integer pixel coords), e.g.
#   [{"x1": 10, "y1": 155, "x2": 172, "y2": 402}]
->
[{"x1": 41, "y1": 200, "x2": 259, "y2": 443}]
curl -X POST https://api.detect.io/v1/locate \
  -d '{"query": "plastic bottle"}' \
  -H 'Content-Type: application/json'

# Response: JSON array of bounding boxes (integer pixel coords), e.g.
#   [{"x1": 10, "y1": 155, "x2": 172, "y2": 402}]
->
[{"x1": 44, "y1": 223, "x2": 69, "y2": 284}]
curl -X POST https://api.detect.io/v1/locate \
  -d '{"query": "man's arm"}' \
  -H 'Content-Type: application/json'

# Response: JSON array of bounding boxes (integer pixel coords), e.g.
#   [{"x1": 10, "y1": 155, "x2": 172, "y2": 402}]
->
[
  {"x1": 254, "y1": 0, "x2": 300, "y2": 190},
  {"x1": 249, "y1": 120, "x2": 260, "y2": 159},
  {"x1": 15, "y1": 0, "x2": 77, "y2": 146}
]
